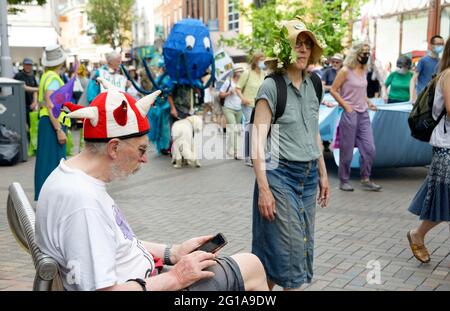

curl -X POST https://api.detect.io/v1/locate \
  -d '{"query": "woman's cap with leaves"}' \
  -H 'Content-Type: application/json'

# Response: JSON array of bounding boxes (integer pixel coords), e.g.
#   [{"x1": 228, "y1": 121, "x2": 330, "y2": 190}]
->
[{"x1": 265, "y1": 17, "x2": 323, "y2": 68}]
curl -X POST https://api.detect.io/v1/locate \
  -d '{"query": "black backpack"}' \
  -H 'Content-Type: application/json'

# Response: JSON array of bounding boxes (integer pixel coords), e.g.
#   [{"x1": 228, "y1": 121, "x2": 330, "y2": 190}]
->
[
  {"x1": 408, "y1": 77, "x2": 447, "y2": 142},
  {"x1": 249, "y1": 71, "x2": 323, "y2": 127}
]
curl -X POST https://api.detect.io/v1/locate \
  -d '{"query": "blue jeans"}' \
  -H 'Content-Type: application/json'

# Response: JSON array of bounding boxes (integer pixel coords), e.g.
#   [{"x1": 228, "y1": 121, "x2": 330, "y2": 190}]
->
[{"x1": 252, "y1": 158, "x2": 318, "y2": 288}]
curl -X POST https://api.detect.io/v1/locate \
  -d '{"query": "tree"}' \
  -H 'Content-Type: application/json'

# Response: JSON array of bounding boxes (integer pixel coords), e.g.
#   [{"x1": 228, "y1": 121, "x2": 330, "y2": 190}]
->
[
  {"x1": 7, "y1": 0, "x2": 47, "y2": 14},
  {"x1": 222, "y1": 0, "x2": 367, "y2": 58},
  {"x1": 86, "y1": 0, "x2": 134, "y2": 49}
]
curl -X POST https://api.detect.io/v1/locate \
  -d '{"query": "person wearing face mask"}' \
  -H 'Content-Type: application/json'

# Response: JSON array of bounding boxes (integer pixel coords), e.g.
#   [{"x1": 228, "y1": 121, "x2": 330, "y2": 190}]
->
[
  {"x1": 330, "y1": 42, "x2": 381, "y2": 192},
  {"x1": 410, "y1": 35, "x2": 445, "y2": 101},
  {"x1": 383, "y1": 55, "x2": 413, "y2": 103},
  {"x1": 236, "y1": 52, "x2": 266, "y2": 166}
]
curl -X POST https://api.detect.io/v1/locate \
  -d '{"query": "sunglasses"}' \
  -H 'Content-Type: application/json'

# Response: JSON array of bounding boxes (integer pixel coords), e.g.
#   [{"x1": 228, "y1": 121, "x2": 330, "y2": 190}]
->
[{"x1": 295, "y1": 38, "x2": 314, "y2": 50}]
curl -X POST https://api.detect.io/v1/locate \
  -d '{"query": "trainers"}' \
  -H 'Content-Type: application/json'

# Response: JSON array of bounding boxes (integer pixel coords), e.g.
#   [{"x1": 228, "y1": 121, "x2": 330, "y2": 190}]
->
[
  {"x1": 361, "y1": 180, "x2": 382, "y2": 191},
  {"x1": 339, "y1": 182, "x2": 354, "y2": 191},
  {"x1": 245, "y1": 158, "x2": 253, "y2": 167}
]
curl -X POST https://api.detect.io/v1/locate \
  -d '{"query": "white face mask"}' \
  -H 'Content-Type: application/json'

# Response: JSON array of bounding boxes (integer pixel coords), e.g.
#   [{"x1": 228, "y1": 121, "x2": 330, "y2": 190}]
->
[{"x1": 258, "y1": 60, "x2": 266, "y2": 70}]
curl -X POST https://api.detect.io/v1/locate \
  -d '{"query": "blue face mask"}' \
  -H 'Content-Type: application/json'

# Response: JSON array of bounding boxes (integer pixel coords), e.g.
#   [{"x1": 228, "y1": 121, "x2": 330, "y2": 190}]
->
[
  {"x1": 258, "y1": 60, "x2": 266, "y2": 70},
  {"x1": 433, "y1": 46, "x2": 444, "y2": 55}
]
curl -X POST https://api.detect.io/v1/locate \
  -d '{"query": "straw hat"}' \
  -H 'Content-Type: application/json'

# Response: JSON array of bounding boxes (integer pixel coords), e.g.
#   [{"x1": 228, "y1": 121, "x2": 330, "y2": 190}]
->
[
  {"x1": 41, "y1": 44, "x2": 66, "y2": 67},
  {"x1": 265, "y1": 18, "x2": 323, "y2": 68}
]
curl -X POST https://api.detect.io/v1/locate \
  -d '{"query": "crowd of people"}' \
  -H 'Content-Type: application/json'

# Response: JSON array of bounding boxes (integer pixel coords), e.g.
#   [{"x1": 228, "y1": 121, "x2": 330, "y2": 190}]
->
[{"x1": 8, "y1": 15, "x2": 450, "y2": 292}]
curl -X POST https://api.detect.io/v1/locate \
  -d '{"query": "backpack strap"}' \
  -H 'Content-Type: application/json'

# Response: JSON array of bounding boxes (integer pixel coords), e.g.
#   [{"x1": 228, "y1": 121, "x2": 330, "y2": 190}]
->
[
  {"x1": 268, "y1": 73, "x2": 288, "y2": 124},
  {"x1": 309, "y1": 71, "x2": 323, "y2": 105}
]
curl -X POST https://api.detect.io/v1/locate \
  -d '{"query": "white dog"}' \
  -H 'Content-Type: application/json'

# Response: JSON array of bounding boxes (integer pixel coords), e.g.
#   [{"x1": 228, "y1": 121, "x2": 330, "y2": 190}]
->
[{"x1": 171, "y1": 115, "x2": 203, "y2": 168}]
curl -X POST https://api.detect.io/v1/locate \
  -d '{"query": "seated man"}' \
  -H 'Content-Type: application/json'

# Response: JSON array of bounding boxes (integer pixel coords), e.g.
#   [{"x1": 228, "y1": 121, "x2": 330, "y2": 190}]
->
[{"x1": 35, "y1": 87, "x2": 268, "y2": 291}]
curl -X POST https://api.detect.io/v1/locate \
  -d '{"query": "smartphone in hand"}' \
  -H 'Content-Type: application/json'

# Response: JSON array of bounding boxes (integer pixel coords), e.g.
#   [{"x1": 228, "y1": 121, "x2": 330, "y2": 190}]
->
[{"x1": 196, "y1": 233, "x2": 228, "y2": 253}]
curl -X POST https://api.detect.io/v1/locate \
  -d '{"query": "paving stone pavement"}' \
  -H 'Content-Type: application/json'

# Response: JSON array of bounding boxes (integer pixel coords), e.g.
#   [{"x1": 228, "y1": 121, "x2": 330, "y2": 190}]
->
[{"x1": 0, "y1": 127, "x2": 449, "y2": 291}]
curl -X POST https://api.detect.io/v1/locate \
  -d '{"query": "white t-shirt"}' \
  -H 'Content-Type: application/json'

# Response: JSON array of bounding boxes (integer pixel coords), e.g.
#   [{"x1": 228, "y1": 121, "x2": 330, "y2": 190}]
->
[
  {"x1": 35, "y1": 160, "x2": 155, "y2": 291},
  {"x1": 220, "y1": 79, "x2": 242, "y2": 111},
  {"x1": 430, "y1": 77, "x2": 450, "y2": 149}
]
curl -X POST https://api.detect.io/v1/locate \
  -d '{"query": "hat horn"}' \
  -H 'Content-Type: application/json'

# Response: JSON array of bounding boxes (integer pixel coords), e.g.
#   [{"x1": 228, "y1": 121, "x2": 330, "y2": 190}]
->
[
  {"x1": 66, "y1": 106, "x2": 99, "y2": 127},
  {"x1": 97, "y1": 77, "x2": 118, "y2": 90},
  {"x1": 135, "y1": 90, "x2": 161, "y2": 117}
]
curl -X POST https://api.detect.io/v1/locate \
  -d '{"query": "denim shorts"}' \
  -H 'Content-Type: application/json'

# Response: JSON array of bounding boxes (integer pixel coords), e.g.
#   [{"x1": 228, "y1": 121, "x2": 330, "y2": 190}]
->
[{"x1": 252, "y1": 158, "x2": 318, "y2": 288}]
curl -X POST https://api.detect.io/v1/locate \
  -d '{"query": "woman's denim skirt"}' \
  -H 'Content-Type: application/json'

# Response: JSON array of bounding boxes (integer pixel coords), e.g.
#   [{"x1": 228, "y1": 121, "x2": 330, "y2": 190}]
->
[
  {"x1": 252, "y1": 158, "x2": 318, "y2": 288},
  {"x1": 409, "y1": 147, "x2": 450, "y2": 221}
]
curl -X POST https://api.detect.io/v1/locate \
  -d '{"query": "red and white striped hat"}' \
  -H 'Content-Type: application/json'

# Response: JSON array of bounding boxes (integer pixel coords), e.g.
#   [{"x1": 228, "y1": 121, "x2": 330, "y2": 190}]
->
[{"x1": 65, "y1": 78, "x2": 161, "y2": 141}]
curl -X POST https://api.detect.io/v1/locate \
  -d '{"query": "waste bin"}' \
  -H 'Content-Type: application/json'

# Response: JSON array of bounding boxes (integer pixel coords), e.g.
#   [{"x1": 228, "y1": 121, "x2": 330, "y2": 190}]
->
[{"x1": 0, "y1": 78, "x2": 27, "y2": 162}]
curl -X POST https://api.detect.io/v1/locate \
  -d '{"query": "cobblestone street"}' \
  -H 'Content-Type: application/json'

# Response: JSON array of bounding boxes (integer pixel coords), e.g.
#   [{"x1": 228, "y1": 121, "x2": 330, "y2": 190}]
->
[{"x1": 1, "y1": 128, "x2": 449, "y2": 291}]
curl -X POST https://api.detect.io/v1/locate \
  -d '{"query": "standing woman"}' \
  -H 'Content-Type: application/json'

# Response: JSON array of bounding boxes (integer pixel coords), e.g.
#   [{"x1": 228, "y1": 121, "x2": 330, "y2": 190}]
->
[
  {"x1": 330, "y1": 42, "x2": 381, "y2": 192},
  {"x1": 383, "y1": 55, "x2": 413, "y2": 104},
  {"x1": 252, "y1": 19, "x2": 330, "y2": 290},
  {"x1": 407, "y1": 38, "x2": 450, "y2": 264},
  {"x1": 34, "y1": 45, "x2": 68, "y2": 201},
  {"x1": 236, "y1": 52, "x2": 266, "y2": 166},
  {"x1": 220, "y1": 66, "x2": 244, "y2": 159}
]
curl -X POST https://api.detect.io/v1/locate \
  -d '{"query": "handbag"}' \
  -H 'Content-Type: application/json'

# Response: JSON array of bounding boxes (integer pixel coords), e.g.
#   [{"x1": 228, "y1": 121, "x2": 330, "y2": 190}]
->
[{"x1": 219, "y1": 78, "x2": 232, "y2": 106}]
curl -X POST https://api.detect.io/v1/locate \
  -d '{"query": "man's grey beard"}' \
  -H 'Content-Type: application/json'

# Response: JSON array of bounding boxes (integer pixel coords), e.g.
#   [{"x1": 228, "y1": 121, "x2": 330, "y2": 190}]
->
[{"x1": 110, "y1": 162, "x2": 141, "y2": 182}]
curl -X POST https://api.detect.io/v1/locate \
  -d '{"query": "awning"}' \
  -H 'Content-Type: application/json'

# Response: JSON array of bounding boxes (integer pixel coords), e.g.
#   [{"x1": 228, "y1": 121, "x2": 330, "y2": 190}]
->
[{"x1": 8, "y1": 26, "x2": 58, "y2": 48}]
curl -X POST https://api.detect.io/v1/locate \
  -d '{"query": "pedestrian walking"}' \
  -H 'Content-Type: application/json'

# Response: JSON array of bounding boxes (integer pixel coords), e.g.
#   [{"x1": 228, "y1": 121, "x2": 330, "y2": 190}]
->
[
  {"x1": 236, "y1": 52, "x2": 266, "y2": 166},
  {"x1": 34, "y1": 45, "x2": 70, "y2": 201},
  {"x1": 410, "y1": 35, "x2": 445, "y2": 101},
  {"x1": 383, "y1": 55, "x2": 413, "y2": 103},
  {"x1": 220, "y1": 66, "x2": 244, "y2": 159},
  {"x1": 407, "y1": 37, "x2": 450, "y2": 264},
  {"x1": 251, "y1": 19, "x2": 330, "y2": 291},
  {"x1": 330, "y1": 42, "x2": 381, "y2": 192}
]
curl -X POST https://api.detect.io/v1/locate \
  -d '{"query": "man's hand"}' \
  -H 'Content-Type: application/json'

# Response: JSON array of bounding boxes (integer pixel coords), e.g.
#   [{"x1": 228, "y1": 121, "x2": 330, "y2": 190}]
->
[
  {"x1": 258, "y1": 187, "x2": 276, "y2": 221},
  {"x1": 168, "y1": 251, "x2": 217, "y2": 289},
  {"x1": 171, "y1": 236, "x2": 214, "y2": 264},
  {"x1": 317, "y1": 176, "x2": 330, "y2": 208}
]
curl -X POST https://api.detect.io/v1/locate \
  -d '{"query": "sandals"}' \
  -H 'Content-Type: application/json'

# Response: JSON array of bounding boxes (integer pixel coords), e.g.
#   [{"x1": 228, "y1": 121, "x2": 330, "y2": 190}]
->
[{"x1": 407, "y1": 230, "x2": 430, "y2": 263}]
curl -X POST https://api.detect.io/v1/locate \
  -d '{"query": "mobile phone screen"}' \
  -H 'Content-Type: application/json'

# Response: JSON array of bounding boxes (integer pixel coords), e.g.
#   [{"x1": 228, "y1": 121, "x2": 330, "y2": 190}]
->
[{"x1": 197, "y1": 233, "x2": 227, "y2": 253}]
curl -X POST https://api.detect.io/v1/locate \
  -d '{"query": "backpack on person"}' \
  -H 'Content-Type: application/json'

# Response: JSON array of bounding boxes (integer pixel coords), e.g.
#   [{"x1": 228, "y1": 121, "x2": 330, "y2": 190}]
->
[
  {"x1": 245, "y1": 71, "x2": 322, "y2": 160},
  {"x1": 408, "y1": 77, "x2": 447, "y2": 142}
]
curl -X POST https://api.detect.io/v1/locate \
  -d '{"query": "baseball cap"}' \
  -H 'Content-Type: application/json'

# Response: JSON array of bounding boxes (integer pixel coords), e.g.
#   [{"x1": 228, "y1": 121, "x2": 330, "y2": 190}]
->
[{"x1": 23, "y1": 58, "x2": 33, "y2": 65}]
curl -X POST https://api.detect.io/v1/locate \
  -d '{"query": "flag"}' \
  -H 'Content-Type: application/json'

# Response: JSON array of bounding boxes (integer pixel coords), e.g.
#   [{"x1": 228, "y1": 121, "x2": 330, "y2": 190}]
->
[
  {"x1": 50, "y1": 77, "x2": 75, "y2": 118},
  {"x1": 50, "y1": 62, "x2": 79, "y2": 118}
]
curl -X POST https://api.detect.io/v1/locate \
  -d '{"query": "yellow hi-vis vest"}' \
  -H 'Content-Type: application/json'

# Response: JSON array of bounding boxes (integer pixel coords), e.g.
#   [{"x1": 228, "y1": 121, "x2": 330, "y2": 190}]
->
[{"x1": 38, "y1": 70, "x2": 71, "y2": 127}]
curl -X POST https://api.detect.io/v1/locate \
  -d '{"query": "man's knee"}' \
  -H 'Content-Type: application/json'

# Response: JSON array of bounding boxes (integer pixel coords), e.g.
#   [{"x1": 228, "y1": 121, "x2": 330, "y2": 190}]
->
[{"x1": 231, "y1": 253, "x2": 266, "y2": 281}]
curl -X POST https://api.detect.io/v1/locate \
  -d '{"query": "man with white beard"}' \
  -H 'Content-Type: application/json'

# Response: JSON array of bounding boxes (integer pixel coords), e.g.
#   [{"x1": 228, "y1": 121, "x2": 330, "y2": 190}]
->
[{"x1": 35, "y1": 87, "x2": 268, "y2": 291}]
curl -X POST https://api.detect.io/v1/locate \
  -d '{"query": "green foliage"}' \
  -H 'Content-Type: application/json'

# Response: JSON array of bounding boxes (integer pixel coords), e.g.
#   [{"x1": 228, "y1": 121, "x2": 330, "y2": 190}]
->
[
  {"x1": 221, "y1": 0, "x2": 366, "y2": 60},
  {"x1": 7, "y1": 0, "x2": 47, "y2": 14},
  {"x1": 86, "y1": 0, "x2": 134, "y2": 49}
]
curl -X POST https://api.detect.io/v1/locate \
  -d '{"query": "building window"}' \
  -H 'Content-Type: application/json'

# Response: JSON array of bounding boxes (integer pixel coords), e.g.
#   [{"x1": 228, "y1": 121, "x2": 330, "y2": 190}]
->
[{"x1": 228, "y1": 0, "x2": 239, "y2": 31}]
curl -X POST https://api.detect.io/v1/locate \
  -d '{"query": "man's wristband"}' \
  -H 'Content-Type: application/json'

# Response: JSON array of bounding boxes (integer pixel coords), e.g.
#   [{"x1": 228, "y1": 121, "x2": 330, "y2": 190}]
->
[
  {"x1": 164, "y1": 245, "x2": 173, "y2": 265},
  {"x1": 127, "y1": 278, "x2": 147, "y2": 291}
]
